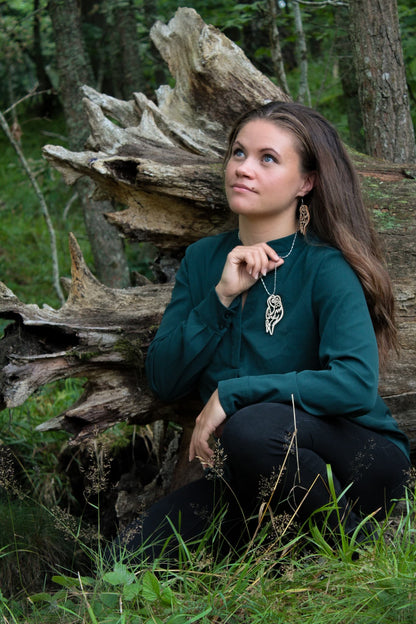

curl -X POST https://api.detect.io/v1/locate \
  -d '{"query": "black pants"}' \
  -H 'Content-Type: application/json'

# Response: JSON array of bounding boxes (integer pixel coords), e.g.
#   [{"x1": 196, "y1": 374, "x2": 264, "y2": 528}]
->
[{"x1": 114, "y1": 403, "x2": 410, "y2": 562}]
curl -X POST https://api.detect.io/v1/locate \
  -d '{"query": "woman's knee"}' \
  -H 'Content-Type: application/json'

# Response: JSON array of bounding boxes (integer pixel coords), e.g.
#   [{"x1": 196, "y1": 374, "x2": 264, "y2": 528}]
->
[{"x1": 221, "y1": 402, "x2": 295, "y2": 463}]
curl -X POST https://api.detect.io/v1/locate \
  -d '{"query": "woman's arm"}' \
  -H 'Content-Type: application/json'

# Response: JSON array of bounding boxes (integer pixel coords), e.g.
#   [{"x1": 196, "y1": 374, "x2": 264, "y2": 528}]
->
[
  {"x1": 146, "y1": 238, "x2": 282, "y2": 401},
  {"x1": 145, "y1": 252, "x2": 239, "y2": 401}
]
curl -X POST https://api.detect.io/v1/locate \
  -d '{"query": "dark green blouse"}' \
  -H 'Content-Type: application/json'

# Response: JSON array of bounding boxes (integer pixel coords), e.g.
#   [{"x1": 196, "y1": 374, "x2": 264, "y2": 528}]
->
[{"x1": 146, "y1": 230, "x2": 409, "y2": 459}]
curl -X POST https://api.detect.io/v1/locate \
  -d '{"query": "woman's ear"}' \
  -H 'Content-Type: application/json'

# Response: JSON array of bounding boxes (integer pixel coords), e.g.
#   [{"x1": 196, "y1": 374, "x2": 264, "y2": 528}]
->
[{"x1": 301, "y1": 172, "x2": 316, "y2": 195}]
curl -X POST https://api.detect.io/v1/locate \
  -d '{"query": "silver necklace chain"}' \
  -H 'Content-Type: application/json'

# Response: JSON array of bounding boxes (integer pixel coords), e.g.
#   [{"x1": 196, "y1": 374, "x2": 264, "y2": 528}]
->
[
  {"x1": 259, "y1": 230, "x2": 298, "y2": 335},
  {"x1": 259, "y1": 230, "x2": 298, "y2": 296}
]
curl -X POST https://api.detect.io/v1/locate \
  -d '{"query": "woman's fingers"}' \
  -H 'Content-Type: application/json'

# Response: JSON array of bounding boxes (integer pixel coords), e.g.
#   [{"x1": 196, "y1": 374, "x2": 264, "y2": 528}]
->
[
  {"x1": 189, "y1": 390, "x2": 226, "y2": 465},
  {"x1": 189, "y1": 419, "x2": 214, "y2": 464},
  {"x1": 239, "y1": 247, "x2": 282, "y2": 281},
  {"x1": 243, "y1": 247, "x2": 281, "y2": 279},
  {"x1": 216, "y1": 243, "x2": 284, "y2": 303}
]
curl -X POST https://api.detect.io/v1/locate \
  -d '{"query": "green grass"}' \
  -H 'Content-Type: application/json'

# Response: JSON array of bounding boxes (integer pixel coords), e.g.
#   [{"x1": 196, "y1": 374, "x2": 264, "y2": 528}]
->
[
  {"x1": 0, "y1": 378, "x2": 84, "y2": 505},
  {"x1": 0, "y1": 485, "x2": 415, "y2": 623},
  {"x1": 2, "y1": 384, "x2": 415, "y2": 622}
]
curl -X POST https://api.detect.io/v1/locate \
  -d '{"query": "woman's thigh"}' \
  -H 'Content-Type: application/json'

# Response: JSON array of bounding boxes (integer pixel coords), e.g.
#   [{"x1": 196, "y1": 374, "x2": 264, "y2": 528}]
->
[{"x1": 221, "y1": 403, "x2": 410, "y2": 516}]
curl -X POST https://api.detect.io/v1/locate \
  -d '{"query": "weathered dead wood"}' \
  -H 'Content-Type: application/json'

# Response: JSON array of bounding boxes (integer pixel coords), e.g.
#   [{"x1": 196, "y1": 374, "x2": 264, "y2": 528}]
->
[
  {"x1": 0, "y1": 234, "x2": 171, "y2": 436},
  {"x1": 1, "y1": 8, "x2": 416, "y2": 464},
  {"x1": 42, "y1": 8, "x2": 288, "y2": 251}
]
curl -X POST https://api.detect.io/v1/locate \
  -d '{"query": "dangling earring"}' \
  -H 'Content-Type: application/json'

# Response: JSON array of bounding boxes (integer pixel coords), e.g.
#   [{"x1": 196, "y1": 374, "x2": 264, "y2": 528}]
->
[{"x1": 299, "y1": 199, "x2": 310, "y2": 236}]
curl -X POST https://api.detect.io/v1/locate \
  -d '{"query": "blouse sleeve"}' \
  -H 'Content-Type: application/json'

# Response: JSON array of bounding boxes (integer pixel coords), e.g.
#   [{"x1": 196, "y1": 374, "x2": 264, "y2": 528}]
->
[
  {"x1": 218, "y1": 252, "x2": 380, "y2": 418},
  {"x1": 145, "y1": 248, "x2": 239, "y2": 401}
]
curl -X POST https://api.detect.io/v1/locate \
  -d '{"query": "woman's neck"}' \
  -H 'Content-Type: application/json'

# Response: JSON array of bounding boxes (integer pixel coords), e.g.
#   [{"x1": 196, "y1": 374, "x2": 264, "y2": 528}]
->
[{"x1": 238, "y1": 216, "x2": 298, "y2": 245}]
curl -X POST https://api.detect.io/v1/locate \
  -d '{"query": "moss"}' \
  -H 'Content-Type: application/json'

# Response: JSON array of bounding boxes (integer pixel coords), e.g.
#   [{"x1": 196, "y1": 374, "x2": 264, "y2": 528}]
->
[
  {"x1": 113, "y1": 337, "x2": 144, "y2": 368},
  {"x1": 75, "y1": 350, "x2": 102, "y2": 362},
  {"x1": 360, "y1": 176, "x2": 416, "y2": 231}
]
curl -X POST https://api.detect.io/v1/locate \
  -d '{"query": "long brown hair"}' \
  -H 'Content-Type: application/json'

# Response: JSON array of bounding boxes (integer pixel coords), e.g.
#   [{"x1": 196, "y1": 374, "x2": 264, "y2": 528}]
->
[{"x1": 224, "y1": 101, "x2": 398, "y2": 368}]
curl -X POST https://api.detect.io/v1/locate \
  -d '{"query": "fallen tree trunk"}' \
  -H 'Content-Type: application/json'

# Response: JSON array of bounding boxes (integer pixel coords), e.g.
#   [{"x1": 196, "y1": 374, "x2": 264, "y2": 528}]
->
[{"x1": 1, "y1": 8, "x2": 416, "y2": 469}]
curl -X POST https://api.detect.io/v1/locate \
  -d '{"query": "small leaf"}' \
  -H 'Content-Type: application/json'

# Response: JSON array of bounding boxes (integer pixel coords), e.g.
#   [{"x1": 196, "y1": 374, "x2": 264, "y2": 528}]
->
[
  {"x1": 103, "y1": 562, "x2": 136, "y2": 586},
  {"x1": 28, "y1": 592, "x2": 55, "y2": 604},
  {"x1": 52, "y1": 574, "x2": 95, "y2": 588},
  {"x1": 98, "y1": 592, "x2": 120, "y2": 609},
  {"x1": 123, "y1": 582, "x2": 141, "y2": 601},
  {"x1": 160, "y1": 585, "x2": 177, "y2": 606},
  {"x1": 141, "y1": 570, "x2": 161, "y2": 601}
]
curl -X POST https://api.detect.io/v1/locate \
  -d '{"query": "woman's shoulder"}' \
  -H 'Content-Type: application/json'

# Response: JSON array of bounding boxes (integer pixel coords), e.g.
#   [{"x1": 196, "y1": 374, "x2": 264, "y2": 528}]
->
[
  {"x1": 303, "y1": 235, "x2": 362, "y2": 291},
  {"x1": 303, "y1": 234, "x2": 348, "y2": 264}
]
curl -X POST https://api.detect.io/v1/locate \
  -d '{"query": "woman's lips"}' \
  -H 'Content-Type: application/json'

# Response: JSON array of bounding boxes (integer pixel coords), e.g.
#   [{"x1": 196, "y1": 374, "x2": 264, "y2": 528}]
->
[{"x1": 231, "y1": 183, "x2": 256, "y2": 192}]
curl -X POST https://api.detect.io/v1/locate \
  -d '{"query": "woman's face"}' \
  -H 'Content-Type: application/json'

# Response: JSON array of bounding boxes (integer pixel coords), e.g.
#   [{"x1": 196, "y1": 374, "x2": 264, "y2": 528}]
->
[{"x1": 224, "y1": 119, "x2": 313, "y2": 224}]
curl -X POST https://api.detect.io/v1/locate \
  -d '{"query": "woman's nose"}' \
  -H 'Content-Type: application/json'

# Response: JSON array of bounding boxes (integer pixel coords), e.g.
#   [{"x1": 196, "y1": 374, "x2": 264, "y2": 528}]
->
[{"x1": 235, "y1": 158, "x2": 254, "y2": 177}]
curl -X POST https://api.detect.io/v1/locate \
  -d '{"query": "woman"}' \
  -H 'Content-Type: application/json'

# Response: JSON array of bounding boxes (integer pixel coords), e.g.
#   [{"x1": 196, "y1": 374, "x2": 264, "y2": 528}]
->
[{"x1": 121, "y1": 101, "x2": 410, "y2": 561}]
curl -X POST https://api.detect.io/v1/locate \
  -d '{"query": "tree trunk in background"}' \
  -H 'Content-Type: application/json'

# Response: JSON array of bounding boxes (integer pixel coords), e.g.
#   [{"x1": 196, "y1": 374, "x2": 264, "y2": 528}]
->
[
  {"x1": 292, "y1": 0, "x2": 311, "y2": 106},
  {"x1": 48, "y1": 0, "x2": 94, "y2": 148},
  {"x1": 267, "y1": 0, "x2": 290, "y2": 96},
  {"x1": 48, "y1": 0, "x2": 130, "y2": 288},
  {"x1": 103, "y1": 0, "x2": 144, "y2": 100},
  {"x1": 348, "y1": 0, "x2": 416, "y2": 163},
  {"x1": 114, "y1": 0, "x2": 144, "y2": 100},
  {"x1": 333, "y1": 5, "x2": 364, "y2": 152},
  {"x1": 142, "y1": 0, "x2": 168, "y2": 94},
  {"x1": 33, "y1": 0, "x2": 55, "y2": 116}
]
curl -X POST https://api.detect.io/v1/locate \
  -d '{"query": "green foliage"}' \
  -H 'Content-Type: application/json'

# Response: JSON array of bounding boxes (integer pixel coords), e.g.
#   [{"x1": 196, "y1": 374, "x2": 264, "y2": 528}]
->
[
  {"x1": 0, "y1": 496, "x2": 81, "y2": 598},
  {"x1": 0, "y1": 481, "x2": 415, "y2": 622},
  {"x1": 0, "y1": 378, "x2": 84, "y2": 503},
  {"x1": 0, "y1": 0, "x2": 54, "y2": 110},
  {"x1": 0, "y1": 113, "x2": 92, "y2": 308},
  {"x1": 157, "y1": 0, "x2": 261, "y2": 30}
]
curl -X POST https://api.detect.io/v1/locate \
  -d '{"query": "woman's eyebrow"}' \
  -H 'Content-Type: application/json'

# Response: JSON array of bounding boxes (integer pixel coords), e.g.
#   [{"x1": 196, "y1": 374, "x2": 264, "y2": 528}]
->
[
  {"x1": 259, "y1": 146, "x2": 280, "y2": 156},
  {"x1": 233, "y1": 139, "x2": 244, "y2": 148},
  {"x1": 233, "y1": 139, "x2": 281, "y2": 159}
]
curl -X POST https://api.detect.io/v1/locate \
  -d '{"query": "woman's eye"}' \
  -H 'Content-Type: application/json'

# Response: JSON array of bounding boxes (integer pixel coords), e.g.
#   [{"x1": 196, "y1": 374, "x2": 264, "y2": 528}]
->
[
  {"x1": 233, "y1": 148, "x2": 245, "y2": 158},
  {"x1": 263, "y1": 154, "x2": 276, "y2": 163}
]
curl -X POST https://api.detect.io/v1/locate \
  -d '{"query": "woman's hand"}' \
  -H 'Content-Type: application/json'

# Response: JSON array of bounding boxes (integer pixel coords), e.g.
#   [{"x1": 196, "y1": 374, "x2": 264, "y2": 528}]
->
[
  {"x1": 189, "y1": 389, "x2": 227, "y2": 466},
  {"x1": 215, "y1": 243, "x2": 283, "y2": 307}
]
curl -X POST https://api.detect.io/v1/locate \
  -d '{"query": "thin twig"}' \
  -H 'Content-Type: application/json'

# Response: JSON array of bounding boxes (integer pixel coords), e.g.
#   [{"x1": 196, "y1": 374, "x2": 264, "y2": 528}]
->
[
  {"x1": 292, "y1": 394, "x2": 300, "y2": 480},
  {"x1": 63, "y1": 192, "x2": 79, "y2": 220},
  {"x1": 3, "y1": 84, "x2": 52, "y2": 116},
  {"x1": 0, "y1": 110, "x2": 65, "y2": 305},
  {"x1": 247, "y1": 400, "x2": 300, "y2": 552}
]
